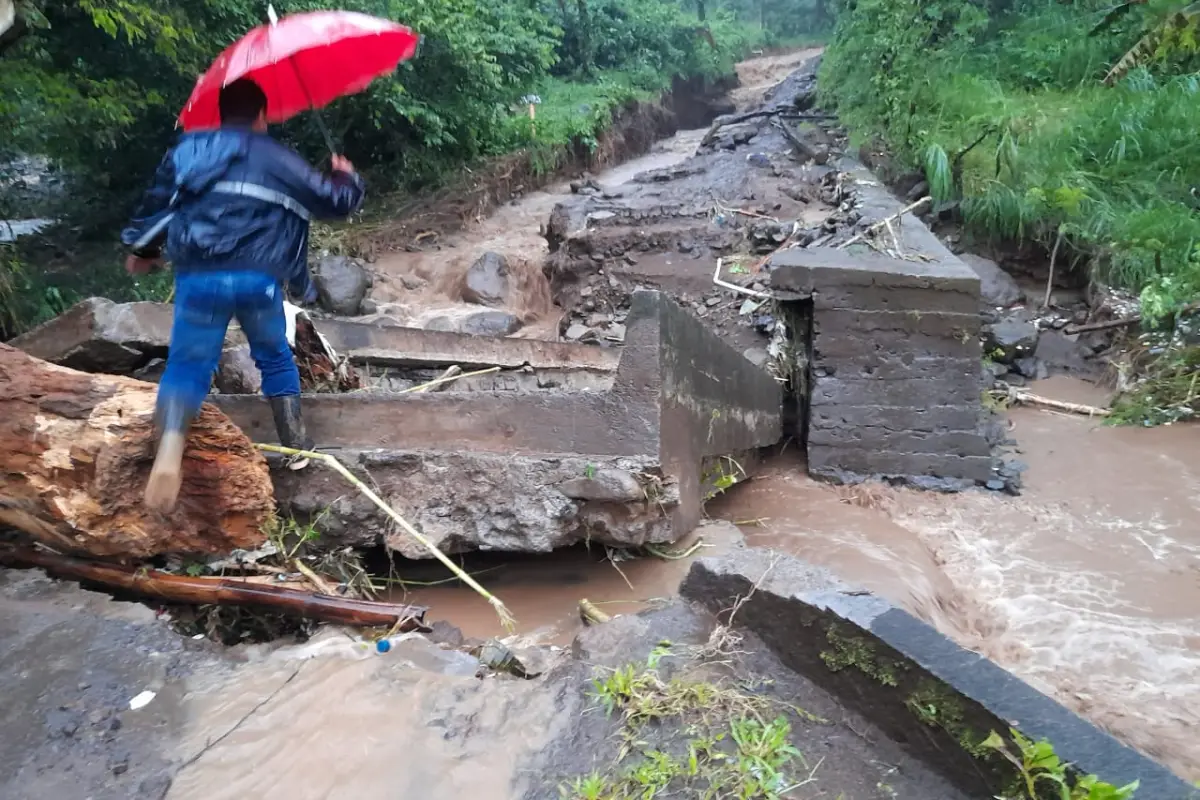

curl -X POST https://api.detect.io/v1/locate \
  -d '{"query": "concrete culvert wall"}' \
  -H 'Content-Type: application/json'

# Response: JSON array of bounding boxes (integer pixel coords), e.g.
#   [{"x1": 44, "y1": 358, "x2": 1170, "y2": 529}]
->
[
  {"x1": 680, "y1": 548, "x2": 1196, "y2": 799},
  {"x1": 215, "y1": 290, "x2": 783, "y2": 557}
]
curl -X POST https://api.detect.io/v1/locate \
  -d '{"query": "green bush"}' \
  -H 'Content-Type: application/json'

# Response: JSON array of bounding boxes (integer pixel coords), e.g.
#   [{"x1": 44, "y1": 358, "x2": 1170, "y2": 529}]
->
[{"x1": 820, "y1": 0, "x2": 1200, "y2": 320}]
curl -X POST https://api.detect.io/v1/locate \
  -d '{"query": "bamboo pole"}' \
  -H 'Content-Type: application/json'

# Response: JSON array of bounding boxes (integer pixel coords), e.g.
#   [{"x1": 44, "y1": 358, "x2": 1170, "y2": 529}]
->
[
  {"x1": 397, "y1": 365, "x2": 500, "y2": 394},
  {"x1": 257, "y1": 444, "x2": 516, "y2": 630}
]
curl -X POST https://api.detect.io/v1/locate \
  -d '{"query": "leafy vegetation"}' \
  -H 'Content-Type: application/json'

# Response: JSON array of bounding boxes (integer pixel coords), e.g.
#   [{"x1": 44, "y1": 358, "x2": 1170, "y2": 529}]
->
[
  {"x1": 820, "y1": 0, "x2": 1200, "y2": 322},
  {"x1": 0, "y1": 0, "x2": 826, "y2": 336},
  {"x1": 982, "y1": 729, "x2": 1139, "y2": 799},
  {"x1": 563, "y1": 641, "x2": 823, "y2": 799}
]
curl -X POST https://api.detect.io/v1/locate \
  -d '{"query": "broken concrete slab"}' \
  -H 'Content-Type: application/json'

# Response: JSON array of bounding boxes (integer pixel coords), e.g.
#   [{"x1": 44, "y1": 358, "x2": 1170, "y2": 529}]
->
[
  {"x1": 8, "y1": 297, "x2": 249, "y2": 375},
  {"x1": 312, "y1": 316, "x2": 619, "y2": 372},
  {"x1": 680, "y1": 549, "x2": 1195, "y2": 799},
  {"x1": 216, "y1": 290, "x2": 783, "y2": 557},
  {"x1": 9, "y1": 297, "x2": 175, "y2": 373}
]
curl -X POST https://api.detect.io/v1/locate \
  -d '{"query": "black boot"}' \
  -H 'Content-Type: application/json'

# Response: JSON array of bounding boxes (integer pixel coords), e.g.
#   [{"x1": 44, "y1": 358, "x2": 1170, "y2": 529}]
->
[{"x1": 268, "y1": 395, "x2": 314, "y2": 452}]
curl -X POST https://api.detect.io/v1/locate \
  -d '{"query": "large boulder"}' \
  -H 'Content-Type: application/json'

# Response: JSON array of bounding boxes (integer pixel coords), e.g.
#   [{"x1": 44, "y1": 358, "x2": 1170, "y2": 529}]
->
[
  {"x1": 313, "y1": 255, "x2": 371, "y2": 316},
  {"x1": 462, "y1": 251, "x2": 510, "y2": 307},
  {"x1": 959, "y1": 253, "x2": 1023, "y2": 309}
]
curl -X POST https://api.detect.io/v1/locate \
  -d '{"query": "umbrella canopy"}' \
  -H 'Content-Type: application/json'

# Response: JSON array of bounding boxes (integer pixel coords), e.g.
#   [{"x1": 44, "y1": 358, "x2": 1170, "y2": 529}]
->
[{"x1": 178, "y1": 9, "x2": 420, "y2": 131}]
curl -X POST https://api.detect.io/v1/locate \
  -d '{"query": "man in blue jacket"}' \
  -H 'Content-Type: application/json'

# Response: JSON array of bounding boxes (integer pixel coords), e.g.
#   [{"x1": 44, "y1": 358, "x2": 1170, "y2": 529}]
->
[{"x1": 122, "y1": 78, "x2": 366, "y2": 512}]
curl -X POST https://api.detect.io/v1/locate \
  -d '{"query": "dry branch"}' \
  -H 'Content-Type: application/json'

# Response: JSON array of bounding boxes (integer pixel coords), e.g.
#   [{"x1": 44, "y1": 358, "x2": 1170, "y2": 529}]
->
[
  {"x1": 1065, "y1": 316, "x2": 1142, "y2": 335},
  {"x1": 1003, "y1": 388, "x2": 1111, "y2": 417},
  {"x1": 838, "y1": 197, "x2": 932, "y2": 250},
  {"x1": 0, "y1": 545, "x2": 430, "y2": 629}
]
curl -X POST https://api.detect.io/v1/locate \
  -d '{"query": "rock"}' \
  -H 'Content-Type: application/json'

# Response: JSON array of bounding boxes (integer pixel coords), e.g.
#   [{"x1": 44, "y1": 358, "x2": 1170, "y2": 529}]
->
[
  {"x1": 359, "y1": 298, "x2": 379, "y2": 316},
  {"x1": 984, "y1": 318, "x2": 1038, "y2": 364},
  {"x1": 743, "y1": 347, "x2": 770, "y2": 368},
  {"x1": 959, "y1": 254, "x2": 1023, "y2": 309},
  {"x1": 423, "y1": 316, "x2": 456, "y2": 333},
  {"x1": 313, "y1": 255, "x2": 371, "y2": 316},
  {"x1": 132, "y1": 358, "x2": 167, "y2": 384},
  {"x1": 459, "y1": 311, "x2": 522, "y2": 337},
  {"x1": 564, "y1": 323, "x2": 591, "y2": 341},
  {"x1": 1034, "y1": 330, "x2": 1094, "y2": 374},
  {"x1": 462, "y1": 251, "x2": 510, "y2": 307},
  {"x1": 215, "y1": 345, "x2": 262, "y2": 394},
  {"x1": 400, "y1": 274, "x2": 427, "y2": 291},
  {"x1": 558, "y1": 469, "x2": 645, "y2": 503},
  {"x1": 1012, "y1": 357, "x2": 1046, "y2": 380}
]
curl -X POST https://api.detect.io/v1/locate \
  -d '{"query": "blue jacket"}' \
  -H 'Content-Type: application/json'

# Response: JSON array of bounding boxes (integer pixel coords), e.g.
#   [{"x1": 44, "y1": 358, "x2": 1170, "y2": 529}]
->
[{"x1": 121, "y1": 128, "x2": 366, "y2": 301}]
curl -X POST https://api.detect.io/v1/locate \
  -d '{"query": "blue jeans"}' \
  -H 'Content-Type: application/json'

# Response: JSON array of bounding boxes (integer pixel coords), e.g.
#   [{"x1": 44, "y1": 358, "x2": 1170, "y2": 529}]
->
[{"x1": 158, "y1": 269, "x2": 301, "y2": 421}]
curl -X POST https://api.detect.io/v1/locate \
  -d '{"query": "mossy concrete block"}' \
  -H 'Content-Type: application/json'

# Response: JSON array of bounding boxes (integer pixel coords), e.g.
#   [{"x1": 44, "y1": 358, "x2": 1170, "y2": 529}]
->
[{"x1": 680, "y1": 548, "x2": 1194, "y2": 799}]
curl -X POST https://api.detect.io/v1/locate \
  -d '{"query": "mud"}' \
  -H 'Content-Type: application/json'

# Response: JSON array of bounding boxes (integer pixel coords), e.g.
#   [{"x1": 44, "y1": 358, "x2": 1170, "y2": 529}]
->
[{"x1": 0, "y1": 547, "x2": 980, "y2": 800}]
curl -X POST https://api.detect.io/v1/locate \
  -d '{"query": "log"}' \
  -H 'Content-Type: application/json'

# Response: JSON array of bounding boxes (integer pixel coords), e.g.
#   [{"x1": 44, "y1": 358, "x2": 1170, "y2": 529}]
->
[
  {"x1": 0, "y1": 343, "x2": 275, "y2": 558},
  {"x1": 0, "y1": 545, "x2": 431, "y2": 629}
]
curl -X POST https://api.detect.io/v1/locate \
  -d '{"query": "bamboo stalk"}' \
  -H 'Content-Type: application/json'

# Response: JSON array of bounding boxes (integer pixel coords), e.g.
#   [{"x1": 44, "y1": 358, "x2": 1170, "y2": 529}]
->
[
  {"x1": 1007, "y1": 390, "x2": 1110, "y2": 417},
  {"x1": 257, "y1": 444, "x2": 516, "y2": 630},
  {"x1": 579, "y1": 598, "x2": 612, "y2": 625},
  {"x1": 0, "y1": 545, "x2": 429, "y2": 628},
  {"x1": 397, "y1": 365, "x2": 501, "y2": 394}
]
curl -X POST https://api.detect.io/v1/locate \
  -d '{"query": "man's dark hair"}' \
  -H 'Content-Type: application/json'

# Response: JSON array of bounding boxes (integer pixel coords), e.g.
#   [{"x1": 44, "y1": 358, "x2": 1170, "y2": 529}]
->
[{"x1": 218, "y1": 78, "x2": 268, "y2": 125}]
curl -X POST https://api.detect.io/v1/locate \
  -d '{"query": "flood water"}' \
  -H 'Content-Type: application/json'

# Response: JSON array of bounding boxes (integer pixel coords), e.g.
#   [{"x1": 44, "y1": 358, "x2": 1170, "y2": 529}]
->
[{"x1": 399, "y1": 377, "x2": 1200, "y2": 780}]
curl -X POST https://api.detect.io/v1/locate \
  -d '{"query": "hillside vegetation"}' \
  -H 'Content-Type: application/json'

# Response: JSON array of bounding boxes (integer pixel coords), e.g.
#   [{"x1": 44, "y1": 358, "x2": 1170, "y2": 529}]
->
[
  {"x1": 821, "y1": 0, "x2": 1200, "y2": 323},
  {"x1": 0, "y1": 0, "x2": 828, "y2": 335}
]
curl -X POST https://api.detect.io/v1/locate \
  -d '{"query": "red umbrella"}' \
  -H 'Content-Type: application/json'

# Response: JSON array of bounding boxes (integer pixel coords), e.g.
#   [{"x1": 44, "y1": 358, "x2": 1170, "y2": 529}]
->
[{"x1": 178, "y1": 7, "x2": 420, "y2": 146}]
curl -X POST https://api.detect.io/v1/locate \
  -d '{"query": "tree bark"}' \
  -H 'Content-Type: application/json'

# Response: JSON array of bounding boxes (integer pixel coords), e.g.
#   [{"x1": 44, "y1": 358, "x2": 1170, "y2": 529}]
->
[{"x1": 0, "y1": 343, "x2": 276, "y2": 559}]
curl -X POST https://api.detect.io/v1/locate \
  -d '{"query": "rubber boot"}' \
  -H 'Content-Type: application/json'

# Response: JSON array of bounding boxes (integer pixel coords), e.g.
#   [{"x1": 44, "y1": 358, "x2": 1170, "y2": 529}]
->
[
  {"x1": 269, "y1": 395, "x2": 314, "y2": 453},
  {"x1": 145, "y1": 399, "x2": 189, "y2": 513}
]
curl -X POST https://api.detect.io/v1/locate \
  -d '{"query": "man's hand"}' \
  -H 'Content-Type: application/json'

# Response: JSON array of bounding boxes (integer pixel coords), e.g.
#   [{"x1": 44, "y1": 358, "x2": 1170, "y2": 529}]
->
[
  {"x1": 330, "y1": 154, "x2": 356, "y2": 175},
  {"x1": 125, "y1": 254, "x2": 163, "y2": 275}
]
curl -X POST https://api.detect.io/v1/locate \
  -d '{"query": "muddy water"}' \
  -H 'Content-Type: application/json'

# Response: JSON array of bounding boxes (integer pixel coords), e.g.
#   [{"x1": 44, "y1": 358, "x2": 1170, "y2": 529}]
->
[
  {"x1": 389, "y1": 378, "x2": 1200, "y2": 779},
  {"x1": 726, "y1": 378, "x2": 1200, "y2": 781}
]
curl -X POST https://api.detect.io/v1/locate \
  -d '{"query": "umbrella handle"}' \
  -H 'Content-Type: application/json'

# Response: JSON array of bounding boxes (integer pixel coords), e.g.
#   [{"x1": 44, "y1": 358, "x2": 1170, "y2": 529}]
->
[
  {"x1": 311, "y1": 108, "x2": 338, "y2": 156},
  {"x1": 288, "y1": 55, "x2": 338, "y2": 156}
]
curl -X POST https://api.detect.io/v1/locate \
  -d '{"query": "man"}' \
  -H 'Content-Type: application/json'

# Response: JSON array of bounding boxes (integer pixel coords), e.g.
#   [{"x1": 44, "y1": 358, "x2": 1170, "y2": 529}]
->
[{"x1": 122, "y1": 77, "x2": 366, "y2": 512}]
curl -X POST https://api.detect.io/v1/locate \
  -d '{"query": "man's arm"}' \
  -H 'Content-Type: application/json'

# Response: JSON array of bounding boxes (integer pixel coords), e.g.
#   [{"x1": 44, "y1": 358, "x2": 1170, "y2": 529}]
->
[
  {"x1": 272, "y1": 146, "x2": 366, "y2": 220},
  {"x1": 120, "y1": 147, "x2": 178, "y2": 260}
]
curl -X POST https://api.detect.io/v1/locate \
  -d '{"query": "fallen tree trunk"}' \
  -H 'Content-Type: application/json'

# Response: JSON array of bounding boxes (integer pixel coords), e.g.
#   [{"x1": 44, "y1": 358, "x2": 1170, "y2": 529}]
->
[
  {"x1": 0, "y1": 343, "x2": 275, "y2": 559},
  {"x1": 0, "y1": 545, "x2": 430, "y2": 629}
]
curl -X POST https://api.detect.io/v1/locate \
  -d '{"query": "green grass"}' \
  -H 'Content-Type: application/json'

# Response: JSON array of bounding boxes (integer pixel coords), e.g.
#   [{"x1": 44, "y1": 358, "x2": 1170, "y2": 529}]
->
[
  {"x1": 562, "y1": 642, "x2": 820, "y2": 799},
  {"x1": 821, "y1": 0, "x2": 1200, "y2": 322}
]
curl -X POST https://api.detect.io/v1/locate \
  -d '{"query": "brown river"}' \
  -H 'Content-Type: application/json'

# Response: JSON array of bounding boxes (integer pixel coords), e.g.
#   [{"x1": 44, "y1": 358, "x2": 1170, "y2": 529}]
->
[
  {"x1": 400, "y1": 377, "x2": 1200, "y2": 780},
  {"x1": 165, "y1": 50, "x2": 1200, "y2": 792}
]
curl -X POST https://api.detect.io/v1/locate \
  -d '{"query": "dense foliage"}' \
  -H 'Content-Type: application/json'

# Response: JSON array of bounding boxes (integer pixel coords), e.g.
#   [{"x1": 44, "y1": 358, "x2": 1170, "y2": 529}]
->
[
  {"x1": 820, "y1": 0, "x2": 1200, "y2": 320},
  {"x1": 0, "y1": 0, "x2": 826, "y2": 334}
]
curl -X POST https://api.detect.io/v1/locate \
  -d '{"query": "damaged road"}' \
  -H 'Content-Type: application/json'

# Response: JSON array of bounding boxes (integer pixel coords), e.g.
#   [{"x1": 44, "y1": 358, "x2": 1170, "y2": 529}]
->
[{"x1": 2, "y1": 46, "x2": 1195, "y2": 799}]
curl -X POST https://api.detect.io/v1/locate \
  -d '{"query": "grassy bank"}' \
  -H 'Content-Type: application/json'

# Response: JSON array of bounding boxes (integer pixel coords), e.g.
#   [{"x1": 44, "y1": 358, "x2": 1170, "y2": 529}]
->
[{"x1": 820, "y1": 0, "x2": 1200, "y2": 321}]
